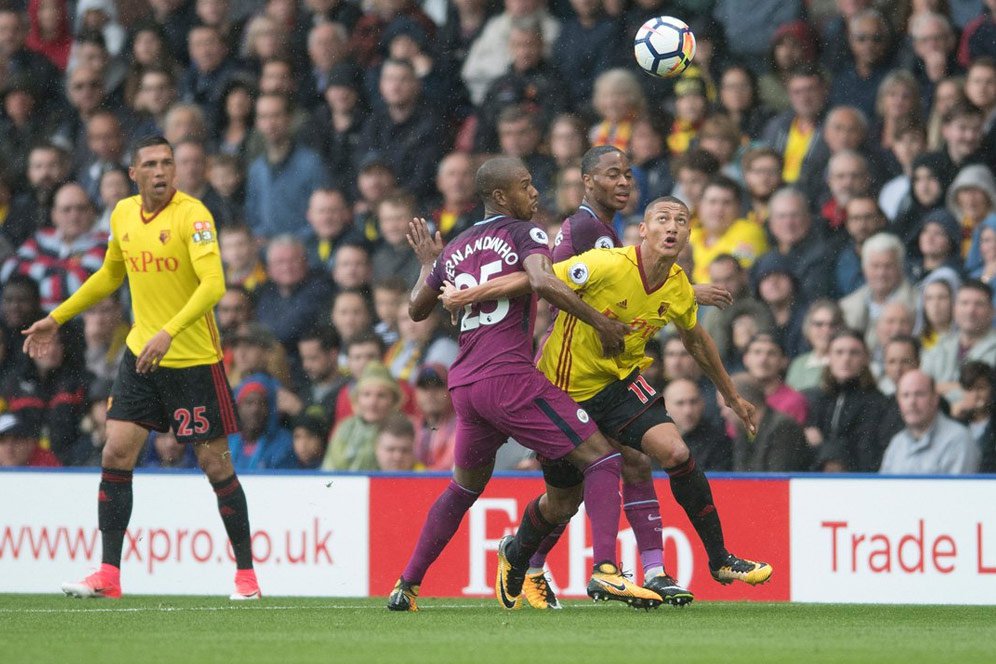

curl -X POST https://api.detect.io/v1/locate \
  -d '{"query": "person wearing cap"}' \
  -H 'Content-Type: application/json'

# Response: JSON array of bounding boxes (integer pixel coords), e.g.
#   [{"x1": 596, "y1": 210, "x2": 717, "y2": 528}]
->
[
  {"x1": 228, "y1": 372, "x2": 296, "y2": 470},
  {"x1": 840, "y1": 231, "x2": 917, "y2": 349},
  {"x1": 0, "y1": 412, "x2": 58, "y2": 467},
  {"x1": 322, "y1": 361, "x2": 402, "y2": 470},
  {"x1": 413, "y1": 362, "x2": 456, "y2": 470},
  {"x1": 753, "y1": 252, "x2": 808, "y2": 358},
  {"x1": 668, "y1": 70, "x2": 710, "y2": 155},
  {"x1": 949, "y1": 163, "x2": 996, "y2": 269}
]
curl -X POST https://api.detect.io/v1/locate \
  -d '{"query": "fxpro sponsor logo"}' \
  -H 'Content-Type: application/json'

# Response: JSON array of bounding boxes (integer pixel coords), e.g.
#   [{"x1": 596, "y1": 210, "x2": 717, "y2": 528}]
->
[
  {"x1": 790, "y1": 479, "x2": 996, "y2": 604},
  {"x1": 122, "y1": 250, "x2": 179, "y2": 273},
  {"x1": 0, "y1": 473, "x2": 369, "y2": 597}
]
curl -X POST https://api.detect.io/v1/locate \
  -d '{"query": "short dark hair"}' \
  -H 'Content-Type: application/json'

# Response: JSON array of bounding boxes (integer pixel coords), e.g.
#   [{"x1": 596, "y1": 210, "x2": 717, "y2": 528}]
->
[
  {"x1": 76, "y1": 29, "x2": 107, "y2": 50},
  {"x1": 787, "y1": 63, "x2": 825, "y2": 83},
  {"x1": 131, "y1": 135, "x2": 172, "y2": 164},
  {"x1": 959, "y1": 279, "x2": 995, "y2": 302},
  {"x1": 346, "y1": 329, "x2": 386, "y2": 354},
  {"x1": 942, "y1": 100, "x2": 983, "y2": 125},
  {"x1": 644, "y1": 196, "x2": 690, "y2": 216},
  {"x1": 703, "y1": 174, "x2": 741, "y2": 198},
  {"x1": 672, "y1": 148, "x2": 720, "y2": 178},
  {"x1": 959, "y1": 360, "x2": 994, "y2": 389},
  {"x1": 299, "y1": 325, "x2": 341, "y2": 352},
  {"x1": 745, "y1": 332, "x2": 785, "y2": 355},
  {"x1": 373, "y1": 276, "x2": 408, "y2": 294},
  {"x1": 382, "y1": 57, "x2": 417, "y2": 77},
  {"x1": 497, "y1": 104, "x2": 538, "y2": 129},
  {"x1": 711, "y1": 252, "x2": 744, "y2": 271},
  {"x1": 884, "y1": 334, "x2": 920, "y2": 363},
  {"x1": 378, "y1": 412, "x2": 415, "y2": 440},
  {"x1": 580, "y1": 146, "x2": 624, "y2": 176}
]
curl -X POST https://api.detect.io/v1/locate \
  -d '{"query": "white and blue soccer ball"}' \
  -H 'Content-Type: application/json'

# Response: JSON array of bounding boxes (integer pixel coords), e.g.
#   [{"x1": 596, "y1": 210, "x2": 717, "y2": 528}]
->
[{"x1": 633, "y1": 16, "x2": 696, "y2": 79}]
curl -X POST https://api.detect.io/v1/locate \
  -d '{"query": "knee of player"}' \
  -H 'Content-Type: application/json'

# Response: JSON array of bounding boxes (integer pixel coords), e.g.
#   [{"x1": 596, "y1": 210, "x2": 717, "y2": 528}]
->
[{"x1": 641, "y1": 427, "x2": 689, "y2": 469}]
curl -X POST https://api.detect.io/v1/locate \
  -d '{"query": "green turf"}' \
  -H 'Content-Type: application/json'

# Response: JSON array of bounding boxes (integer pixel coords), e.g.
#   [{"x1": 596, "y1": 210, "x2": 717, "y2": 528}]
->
[{"x1": 2, "y1": 595, "x2": 994, "y2": 664}]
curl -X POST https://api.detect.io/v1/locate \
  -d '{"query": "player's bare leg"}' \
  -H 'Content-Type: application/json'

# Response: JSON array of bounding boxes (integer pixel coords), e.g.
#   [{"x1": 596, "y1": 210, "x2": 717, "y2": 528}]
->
[
  {"x1": 62, "y1": 420, "x2": 147, "y2": 599},
  {"x1": 193, "y1": 437, "x2": 261, "y2": 600},
  {"x1": 641, "y1": 423, "x2": 772, "y2": 586},
  {"x1": 389, "y1": 462, "x2": 494, "y2": 611}
]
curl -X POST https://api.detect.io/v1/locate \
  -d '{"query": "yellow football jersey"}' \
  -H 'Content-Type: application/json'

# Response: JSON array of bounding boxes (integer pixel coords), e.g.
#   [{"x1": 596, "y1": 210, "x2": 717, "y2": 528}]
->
[
  {"x1": 52, "y1": 190, "x2": 225, "y2": 368},
  {"x1": 538, "y1": 246, "x2": 698, "y2": 401}
]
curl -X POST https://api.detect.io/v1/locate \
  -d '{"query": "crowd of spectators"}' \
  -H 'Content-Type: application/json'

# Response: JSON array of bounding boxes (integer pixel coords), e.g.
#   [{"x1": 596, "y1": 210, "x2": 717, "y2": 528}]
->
[{"x1": 1, "y1": 0, "x2": 996, "y2": 475}]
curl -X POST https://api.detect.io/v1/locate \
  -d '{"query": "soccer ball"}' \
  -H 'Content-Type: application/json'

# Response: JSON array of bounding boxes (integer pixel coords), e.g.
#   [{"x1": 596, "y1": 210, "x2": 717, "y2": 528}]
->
[{"x1": 633, "y1": 16, "x2": 696, "y2": 78}]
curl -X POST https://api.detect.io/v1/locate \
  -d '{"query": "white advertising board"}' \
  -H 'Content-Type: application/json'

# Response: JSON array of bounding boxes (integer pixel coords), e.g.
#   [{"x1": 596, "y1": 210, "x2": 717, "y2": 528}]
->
[
  {"x1": 0, "y1": 471, "x2": 369, "y2": 597},
  {"x1": 791, "y1": 478, "x2": 996, "y2": 604}
]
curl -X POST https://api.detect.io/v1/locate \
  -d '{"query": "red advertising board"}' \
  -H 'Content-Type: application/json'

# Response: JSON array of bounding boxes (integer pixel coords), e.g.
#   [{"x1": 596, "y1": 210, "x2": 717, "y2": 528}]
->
[{"x1": 369, "y1": 476, "x2": 789, "y2": 601}]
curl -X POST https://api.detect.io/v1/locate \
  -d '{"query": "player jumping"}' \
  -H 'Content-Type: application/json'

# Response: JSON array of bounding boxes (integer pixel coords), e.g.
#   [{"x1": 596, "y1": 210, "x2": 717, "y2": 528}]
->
[
  {"x1": 386, "y1": 157, "x2": 663, "y2": 612},
  {"x1": 442, "y1": 196, "x2": 773, "y2": 606},
  {"x1": 23, "y1": 136, "x2": 260, "y2": 601}
]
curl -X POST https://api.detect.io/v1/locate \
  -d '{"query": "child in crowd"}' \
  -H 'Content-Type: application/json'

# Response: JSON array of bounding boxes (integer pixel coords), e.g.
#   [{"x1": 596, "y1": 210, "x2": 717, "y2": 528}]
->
[{"x1": 323, "y1": 362, "x2": 401, "y2": 471}]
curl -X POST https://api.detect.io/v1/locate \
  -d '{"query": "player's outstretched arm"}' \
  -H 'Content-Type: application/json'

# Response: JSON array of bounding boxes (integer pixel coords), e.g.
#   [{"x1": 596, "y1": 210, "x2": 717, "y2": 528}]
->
[
  {"x1": 678, "y1": 322, "x2": 758, "y2": 435},
  {"x1": 439, "y1": 273, "x2": 531, "y2": 312},
  {"x1": 407, "y1": 217, "x2": 444, "y2": 321},
  {"x1": 522, "y1": 253, "x2": 629, "y2": 357},
  {"x1": 692, "y1": 283, "x2": 734, "y2": 309}
]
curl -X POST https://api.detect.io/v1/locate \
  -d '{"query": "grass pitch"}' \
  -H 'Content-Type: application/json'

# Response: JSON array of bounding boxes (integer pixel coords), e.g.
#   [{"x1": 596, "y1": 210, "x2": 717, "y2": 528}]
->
[{"x1": 2, "y1": 595, "x2": 994, "y2": 664}]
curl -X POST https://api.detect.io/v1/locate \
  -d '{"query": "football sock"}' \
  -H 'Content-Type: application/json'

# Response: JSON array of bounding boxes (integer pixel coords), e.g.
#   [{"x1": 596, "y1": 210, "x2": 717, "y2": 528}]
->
[
  {"x1": 98, "y1": 468, "x2": 133, "y2": 568},
  {"x1": 507, "y1": 496, "x2": 557, "y2": 568},
  {"x1": 212, "y1": 474, "x2": 254, "y2": 570},
  {"x1": 528, "y1": 522, "x2": 567, "y2": 569},
  {"x1": 666, "y1": 457, "x2": 728, "y2": 566},
  {"x1": 583, "y1": 452, "x2": 623, "y2": 566},
  {"x1": 622, "y1": 479, "x2": 664, "y2": 563},
  {"x1": 402, "y1": 480, "x2": 480, "y2": 584}
]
